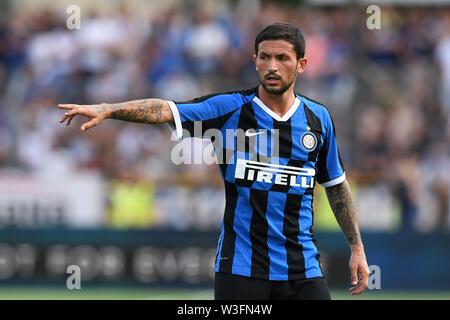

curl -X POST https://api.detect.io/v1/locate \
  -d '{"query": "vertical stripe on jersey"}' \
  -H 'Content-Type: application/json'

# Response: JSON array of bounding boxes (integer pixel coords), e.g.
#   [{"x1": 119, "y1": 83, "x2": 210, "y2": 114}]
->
[
  {"x1": 269, "y1": 118, "x2": 293, "y2": 193},
  {"x1": 315, "y1": 133, "x2": 329, "y2": 183},
  {"x1": 216, "y1": 108, "x2": 242, "y2": 179},
  {"x1": 231, "y1": 187, "x2": 253, "y2": 276},
  {"x1": 249, "y1": 188, "x2": 270, "y2": 279},
  {"x1": 235, "y1": 102, "x2": 258, "y2": 188},
  {"x1": 299, "y1": 194, "x2": 322, "y2": 278},
  {"x1": 265, "y1": 191, "x2": 288, "y2": 279},
  {"x1": 252, "y1": 100, "x2": 275, "y2": 163},
  {"x1": 218, "y1": 181, "x2": 238, "y2": 273},
  {"x1": 303, "y1": 103, "x2": 323, "y2": 162},
  {"x1": 236, "y1": 101, "x2": 258, "y2": 153},
  {"x1": 272, "y1": 118, "x2": 292, "y2": 159},
  {"x1": 309, "y1": 220, "x2": 323, "y2": 275},
  {"x1": 283, "y1": 193, "x2": 306, "y2": 279},
  {"x1": 217, "y1": 148, "x2": 235, "y2": 179}
]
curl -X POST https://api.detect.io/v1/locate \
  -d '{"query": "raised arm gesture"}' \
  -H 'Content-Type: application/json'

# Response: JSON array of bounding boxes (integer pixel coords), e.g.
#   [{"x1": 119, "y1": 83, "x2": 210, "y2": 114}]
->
[{"x1": 58, "y1": 99, "x2": 173, "y2": 131}]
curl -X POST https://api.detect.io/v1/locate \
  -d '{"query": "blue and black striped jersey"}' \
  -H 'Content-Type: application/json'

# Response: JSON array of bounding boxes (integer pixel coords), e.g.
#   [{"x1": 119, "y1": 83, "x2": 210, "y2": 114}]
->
[{"x1": 168, "y1": 87, "x2": 345, "y2": 281}]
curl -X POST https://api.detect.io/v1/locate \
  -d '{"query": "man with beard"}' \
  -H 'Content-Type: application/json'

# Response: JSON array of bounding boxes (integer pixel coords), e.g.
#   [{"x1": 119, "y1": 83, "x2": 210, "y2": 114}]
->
[{"x1": 58, "y1": 22, "x2": 369, "y2": 300}]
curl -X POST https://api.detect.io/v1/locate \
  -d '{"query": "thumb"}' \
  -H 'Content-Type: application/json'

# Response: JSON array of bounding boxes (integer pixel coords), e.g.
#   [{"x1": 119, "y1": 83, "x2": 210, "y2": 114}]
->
[{"x1": 350, "y1": 264, "x2": 358, "y2": 286}]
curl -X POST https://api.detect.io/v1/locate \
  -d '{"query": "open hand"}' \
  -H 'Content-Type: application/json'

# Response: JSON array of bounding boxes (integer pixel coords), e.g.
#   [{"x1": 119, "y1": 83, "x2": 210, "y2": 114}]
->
[{"x1": 58, "y1": 104, "x2": 109, "y2": 131}]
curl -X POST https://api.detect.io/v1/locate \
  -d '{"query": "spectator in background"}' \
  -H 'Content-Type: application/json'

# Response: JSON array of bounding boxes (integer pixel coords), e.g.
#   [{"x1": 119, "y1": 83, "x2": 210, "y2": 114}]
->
[
  {"x1": 0, "y1": 2, "x2": 449, "y2": 232},
  {"x1": 108, "y1": 165, "x2": 158, "y2": 229},
  {"x1": 434, "y1": 15, "x2": 450, "y2": 116}
]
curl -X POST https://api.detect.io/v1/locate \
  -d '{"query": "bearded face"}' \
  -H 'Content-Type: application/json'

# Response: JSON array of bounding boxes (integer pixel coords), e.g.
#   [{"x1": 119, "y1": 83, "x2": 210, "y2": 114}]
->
[{"x1": 254, "y1": 39, "x2": 303, "y2": 96}]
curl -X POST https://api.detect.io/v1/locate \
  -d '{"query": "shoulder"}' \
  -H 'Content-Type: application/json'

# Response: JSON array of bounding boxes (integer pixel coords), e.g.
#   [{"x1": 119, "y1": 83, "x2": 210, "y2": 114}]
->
[
  {"x1": 296, "y1": 92, "x2": 333, "y2": 123},
  {"x1": 176, "y1": 87, "x2": 257, "y2": 105}
]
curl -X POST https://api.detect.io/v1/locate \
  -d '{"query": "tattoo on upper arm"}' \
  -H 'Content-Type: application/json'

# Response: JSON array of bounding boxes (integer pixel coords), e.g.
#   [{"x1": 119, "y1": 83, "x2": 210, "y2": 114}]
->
[{"x1": 325, "y1": 181, "x2": 362, "y2": 246}]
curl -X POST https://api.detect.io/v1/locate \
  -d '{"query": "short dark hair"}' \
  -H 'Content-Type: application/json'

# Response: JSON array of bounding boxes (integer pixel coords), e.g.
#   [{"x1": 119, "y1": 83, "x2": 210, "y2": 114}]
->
[{"x1": 254, "y1": 22, "x2": 305, "y2": 60}]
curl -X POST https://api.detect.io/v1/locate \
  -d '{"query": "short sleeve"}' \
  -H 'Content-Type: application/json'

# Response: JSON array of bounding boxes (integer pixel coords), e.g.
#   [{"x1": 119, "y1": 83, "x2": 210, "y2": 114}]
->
[
  {"x1": 167, "y1": 93, "x2": 243, "y2": 140},
  {"x1": 316, "y1": 110, "x2": 346, "y2": 187}
]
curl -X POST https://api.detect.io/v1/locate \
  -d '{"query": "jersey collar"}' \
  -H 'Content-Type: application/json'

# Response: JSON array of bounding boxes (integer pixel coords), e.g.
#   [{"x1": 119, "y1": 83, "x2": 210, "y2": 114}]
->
[{"x1": 252, "y1": 95, "x2": 301, "y2": 122}]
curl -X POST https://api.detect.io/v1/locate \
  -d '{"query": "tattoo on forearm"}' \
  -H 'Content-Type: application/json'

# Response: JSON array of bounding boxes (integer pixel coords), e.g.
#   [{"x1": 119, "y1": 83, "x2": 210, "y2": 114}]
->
[
  {"x1": 325, "y1": 181, "x2": 362, "y2": 246},
  {"x1": 107, "y1": 99, "x2": 166, "y2": 123}
]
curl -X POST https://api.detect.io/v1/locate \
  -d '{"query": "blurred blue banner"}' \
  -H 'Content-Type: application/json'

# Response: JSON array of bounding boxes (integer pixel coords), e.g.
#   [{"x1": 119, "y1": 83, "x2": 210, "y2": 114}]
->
[{"x1": 0, "y1": 229, "x2": 449, "y2": 290}]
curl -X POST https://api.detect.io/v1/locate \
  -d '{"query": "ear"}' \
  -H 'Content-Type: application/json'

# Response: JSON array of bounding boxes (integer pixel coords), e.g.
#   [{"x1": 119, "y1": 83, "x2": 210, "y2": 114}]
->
[
  {"x1": 297, "y1": 57, "x2": 307, "y2": 74},
  {"x1": 253, "y1": 54, "x2": 258, "y2": 70}
]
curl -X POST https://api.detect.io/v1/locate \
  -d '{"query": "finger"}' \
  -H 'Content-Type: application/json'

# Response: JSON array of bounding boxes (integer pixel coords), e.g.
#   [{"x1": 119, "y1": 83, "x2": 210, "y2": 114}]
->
[
  {"x1": 349, "y1": 281, "x2": 361, "y2": 293},
  {"x1": 350, "y1": 273, "x2": 369, "y2": 295},
  {"x1": 62, "y1": 108, "x2": 96, "y2": 124},
  {"x1": 58, "y1": 104, "x2": 79, "y2": 110},
  {"x1": 349, "y1": 284, "x2": 361, "y2": 295},
  {"x1": 350, "y1": 283, "x2": 364, "y2": 295},
  {"x1": 360, "y1": 268, "x2": 370, "y2": 287},
  {"x1": 66, "y1": 115, "x2": 75, "y2": 126},
  {"x1": 350, "y1": 281, "x2": 362, "y2": 291},
  {"x1": 59, "y1": 111, "x2": 72, "y2": 123},
  {"x1": 59, "y1": 109, "x2": 79, "y2": 123},
  {"x1": 355, "y1": 269, "x2": 369, "y2": 294},
  {"x1": 81, "y1": 118, "x2": 100, "y2": 131},
  {"x1": 350, "y1": 265, "x2": 358, "y2": 287}
]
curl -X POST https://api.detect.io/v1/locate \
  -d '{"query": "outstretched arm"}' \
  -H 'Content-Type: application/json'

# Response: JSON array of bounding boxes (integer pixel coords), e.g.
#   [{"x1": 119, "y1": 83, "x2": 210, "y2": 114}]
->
[
  {"x1": 325, "y1": 179, "x2": 370, "y2": 295},
  {"x1": 58, "y1": 99, "x2": 174, "y2": 131}
]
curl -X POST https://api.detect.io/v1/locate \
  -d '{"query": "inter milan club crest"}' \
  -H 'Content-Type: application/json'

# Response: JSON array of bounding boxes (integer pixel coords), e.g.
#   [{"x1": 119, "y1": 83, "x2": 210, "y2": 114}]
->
[{"x1": 301, "y1": 132, "x2": 317, "y2": 151}]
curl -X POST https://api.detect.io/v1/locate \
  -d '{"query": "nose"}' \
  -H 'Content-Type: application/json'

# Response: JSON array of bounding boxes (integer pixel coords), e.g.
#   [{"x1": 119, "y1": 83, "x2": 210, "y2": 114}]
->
[{"x1": 267, "y1": 58, "x2": 278, "y2": 72}]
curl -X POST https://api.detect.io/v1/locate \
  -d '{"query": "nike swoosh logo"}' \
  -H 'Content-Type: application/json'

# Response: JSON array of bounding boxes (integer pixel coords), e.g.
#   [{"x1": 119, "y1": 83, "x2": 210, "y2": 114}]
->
[{"x1": 245, "y1": 130, "x2": 266, "y2": 137}]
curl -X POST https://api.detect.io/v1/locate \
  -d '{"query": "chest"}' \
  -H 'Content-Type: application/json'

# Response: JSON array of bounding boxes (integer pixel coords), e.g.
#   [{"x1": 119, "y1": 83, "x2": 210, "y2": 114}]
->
[{"x1": 221, "y1": 102, "x2": 323, "y2": 162}]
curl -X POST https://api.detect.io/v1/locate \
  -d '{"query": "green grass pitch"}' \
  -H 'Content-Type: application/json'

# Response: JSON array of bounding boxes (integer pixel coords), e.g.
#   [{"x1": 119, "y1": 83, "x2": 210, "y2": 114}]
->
[{"x1": 0, "y1": 287, "x2": 449, "y2": 300}]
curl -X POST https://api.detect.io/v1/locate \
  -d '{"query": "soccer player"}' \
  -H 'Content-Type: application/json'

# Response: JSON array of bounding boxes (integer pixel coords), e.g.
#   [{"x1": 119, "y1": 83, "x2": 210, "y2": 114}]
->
[{"x1": 58, "y1": 22, "x2": 369, "y2": 300}]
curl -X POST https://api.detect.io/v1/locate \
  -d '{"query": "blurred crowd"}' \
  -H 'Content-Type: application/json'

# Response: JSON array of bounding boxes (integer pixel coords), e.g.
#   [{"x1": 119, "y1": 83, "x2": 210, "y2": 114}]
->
[{"x1": 0, "y1": 0, "x2": 449, "y2": 232}]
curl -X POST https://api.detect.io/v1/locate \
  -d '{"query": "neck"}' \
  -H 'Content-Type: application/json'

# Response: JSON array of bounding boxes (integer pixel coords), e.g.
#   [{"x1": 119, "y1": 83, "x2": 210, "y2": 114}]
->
[{"x1": 258, "y1": 85, "x2": 296, "y2": 118}]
